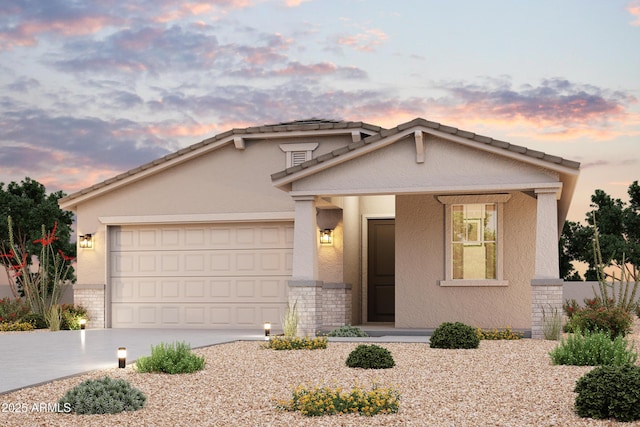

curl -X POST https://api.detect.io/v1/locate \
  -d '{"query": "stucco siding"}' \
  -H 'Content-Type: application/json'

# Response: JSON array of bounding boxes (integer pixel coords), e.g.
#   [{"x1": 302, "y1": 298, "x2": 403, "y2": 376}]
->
[
  {"x1": 293, "y1": 135, "x2": 559, "y2": 195},
  {"x1": 395, "y1": 192, "x2": 535, "y2": 329}
]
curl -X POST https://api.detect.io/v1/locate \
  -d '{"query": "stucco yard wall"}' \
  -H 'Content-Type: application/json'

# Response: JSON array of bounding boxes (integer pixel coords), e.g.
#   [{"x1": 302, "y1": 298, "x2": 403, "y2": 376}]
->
[{"x1": 395, "y1": 191, "x2": 536, "y2": 329}]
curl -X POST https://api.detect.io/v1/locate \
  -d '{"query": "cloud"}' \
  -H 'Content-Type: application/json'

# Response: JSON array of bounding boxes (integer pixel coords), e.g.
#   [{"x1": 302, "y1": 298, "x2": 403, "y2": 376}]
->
[
  {"x1": 335, "y1": 28, "x2": 389, "y2": 52},
  {"x1": 431, "y1": 77, "x2": 637, "y2": 138},
  {"x1": 283, "y1": 0, "x2": 311, "y2": 7},
  {"x1": 628, "y1": 0, "x2": 640, "y2": 25}
]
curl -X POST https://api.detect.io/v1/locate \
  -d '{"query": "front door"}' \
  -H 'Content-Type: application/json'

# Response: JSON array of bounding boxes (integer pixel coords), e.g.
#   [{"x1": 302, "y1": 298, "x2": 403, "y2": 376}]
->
[{"x1": 367, "y1": 219, "x2": 395, "y2": 322}]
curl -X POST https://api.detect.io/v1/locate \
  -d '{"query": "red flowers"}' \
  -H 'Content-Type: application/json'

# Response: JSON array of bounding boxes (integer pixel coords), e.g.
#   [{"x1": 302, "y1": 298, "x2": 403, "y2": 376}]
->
[
  {"x1": 58, "y1": 250, "x2": 75, "y2": 262},
  {"x1": 0, "y1": 250, "x2": 14, "y2": 259},
  {"x1": 33, "y1": 222, "x2": 58, "y2": 246}
]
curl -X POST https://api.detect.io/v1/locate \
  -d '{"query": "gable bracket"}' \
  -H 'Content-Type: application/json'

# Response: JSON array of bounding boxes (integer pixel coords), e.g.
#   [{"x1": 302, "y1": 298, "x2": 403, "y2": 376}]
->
[
  {"x1": 414, "y1": 130, "x2": 425, "y2": 163},
  {"x1": 234, "y1": 137, "x2": 245, "y2": 150},
  {"x1": 351, "y1": 131, "x2": 361, "y2": 143}
]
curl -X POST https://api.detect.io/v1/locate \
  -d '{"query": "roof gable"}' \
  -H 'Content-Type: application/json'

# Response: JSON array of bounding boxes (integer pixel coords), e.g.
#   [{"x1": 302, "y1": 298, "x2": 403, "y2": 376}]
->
[
  {"x1": 59, "y1": 118, "x2": 382, "y2": 209},
  {"x1": 271, "y1": 117, "x2": 580, "y2": 184}
]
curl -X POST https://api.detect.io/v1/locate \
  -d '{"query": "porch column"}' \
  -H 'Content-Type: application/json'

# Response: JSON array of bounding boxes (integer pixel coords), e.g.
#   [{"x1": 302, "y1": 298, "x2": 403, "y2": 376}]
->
[
  {"x1": 531, "y1": 187, "x2": 564, "y2": 339},
  {"x1": 288, "y1": 196, "x2": 322, "y2": 336}
]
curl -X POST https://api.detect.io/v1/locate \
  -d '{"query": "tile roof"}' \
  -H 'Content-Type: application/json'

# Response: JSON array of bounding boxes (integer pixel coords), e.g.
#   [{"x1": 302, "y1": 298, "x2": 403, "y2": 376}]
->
[{"x1": 271, "y1": 117, "x2": 581, "y2": 180}]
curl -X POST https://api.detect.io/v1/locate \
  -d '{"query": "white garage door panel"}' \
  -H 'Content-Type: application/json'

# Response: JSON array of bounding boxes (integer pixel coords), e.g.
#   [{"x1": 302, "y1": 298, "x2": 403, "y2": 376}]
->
[{"x1": 109, "y1": 222, "x2": 293, "y2": 329}]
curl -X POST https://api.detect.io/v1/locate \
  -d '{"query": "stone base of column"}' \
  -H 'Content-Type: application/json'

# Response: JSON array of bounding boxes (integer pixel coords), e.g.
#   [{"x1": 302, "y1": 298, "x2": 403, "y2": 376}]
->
[
  {"x1": 322, "y1": 283, "x2": 352, "y2": 327},
  {"x1": 531, "y1": 278, "x2": 564, "y2": 340},
  {"x1": 73, "y1": 284, "x2": 105, "y2": 328},
  {"x1": 288, "y1": 280, "x2": 323, "y2": 336}
]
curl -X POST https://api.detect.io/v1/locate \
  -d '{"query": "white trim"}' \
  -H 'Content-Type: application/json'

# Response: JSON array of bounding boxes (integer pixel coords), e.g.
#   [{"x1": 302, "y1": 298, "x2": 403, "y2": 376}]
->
[
  {"x1": 99, "y1": 211, "x2": 295, "y2": 225},
  {"x1": 279, "y1": 142, "x2": 319, "y2": 152},
  {"x1": 439, "y1": 196, "x2": 508, "y2": 285},
  {"x1": 287, "y1": 182, "x2": 561, "y2": 198},
  {"x1": 440, "y1": 280, "x2": 509, "y2": 287}
]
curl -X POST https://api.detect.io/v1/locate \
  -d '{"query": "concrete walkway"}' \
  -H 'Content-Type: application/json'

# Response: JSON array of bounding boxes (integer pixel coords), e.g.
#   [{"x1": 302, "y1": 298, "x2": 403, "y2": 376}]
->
[{"x1": 0, "y1": 328, "x2": 429, "y2": 395}]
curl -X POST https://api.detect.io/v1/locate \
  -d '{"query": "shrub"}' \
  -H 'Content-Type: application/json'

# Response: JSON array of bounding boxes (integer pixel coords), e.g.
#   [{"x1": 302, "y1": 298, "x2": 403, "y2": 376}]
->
[
  {"x1": 549, "y1": 329, "x2": 637, "y2": 366},
  {"x1": 563, "y1": 298, "x2": 580, "y2": 318},
  {"x1": 476, "y1": 326, "x2": 523, "y2": 340},
  {"x1": 327, "y1": 325, "x2": 369, "y2": 337},
  {"x1": 135, "y1": 341, "x2": 205, "y2": 374},
  {"x1": 282, "y1": 300, "x2": 298, "y2": 337},
  {"x1": 277, "y1": 384, "x2": 400, "y2": 417},
  {"x1": 346, "y1": 345, "x2": 395, "y2": 369},
  {"x1": 574, "y1": 365, "x2": 640, "y2": 422},
  {"x1": 542, "y1": 306, "x2": 562, "y2": 340},
  {"x1": 0, "y1": 321, "x2": 34, "y2": 332},
  {"x1": 564, "y1": 306, "x2": 633, "y2": 338},
  {"x1": 430, "y1": 322, "x2": 479, "y2": 349},
  {"x1": 264, "y1": 336, "x2": 328, "y2": 350},
  {"x1": 21, "y1": 312, "x2": 47, "y2": 329},
  {"x1": 59, "y1": 376, "x2": 146, "y2": 415},
  {"x1": 60, "y1": 304, "x2": 89, "y2": 330},
  {"x1": 0, "y1": 297, "x2": 29, "y2": 324}
]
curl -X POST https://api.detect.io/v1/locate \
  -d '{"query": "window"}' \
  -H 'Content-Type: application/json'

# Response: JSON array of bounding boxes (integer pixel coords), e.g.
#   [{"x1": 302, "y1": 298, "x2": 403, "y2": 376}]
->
[
  {"x1": 437, "y1": 194, "x2": 511, "y2": 286},
  {"x1": 280, "y1": 143, "x2": 319, "y2": 168}
]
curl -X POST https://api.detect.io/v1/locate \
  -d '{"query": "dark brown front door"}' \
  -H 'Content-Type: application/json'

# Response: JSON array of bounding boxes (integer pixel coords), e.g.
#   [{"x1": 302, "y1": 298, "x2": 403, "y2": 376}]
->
[{"x1": 367, "y1": 219, "x2": 395, "y2": 322}]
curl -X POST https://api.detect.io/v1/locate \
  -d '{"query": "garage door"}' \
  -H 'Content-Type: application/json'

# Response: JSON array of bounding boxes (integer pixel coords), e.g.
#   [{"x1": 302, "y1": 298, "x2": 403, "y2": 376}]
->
[{"x1": 109, "y1": 222, "x2": 293, "y2": 328}]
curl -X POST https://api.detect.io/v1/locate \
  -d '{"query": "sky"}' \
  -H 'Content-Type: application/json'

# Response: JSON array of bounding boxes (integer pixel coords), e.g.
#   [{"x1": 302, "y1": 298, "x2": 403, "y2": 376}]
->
[{"x1": 0, "y1": 0, "x2": 639, "y2": 223}]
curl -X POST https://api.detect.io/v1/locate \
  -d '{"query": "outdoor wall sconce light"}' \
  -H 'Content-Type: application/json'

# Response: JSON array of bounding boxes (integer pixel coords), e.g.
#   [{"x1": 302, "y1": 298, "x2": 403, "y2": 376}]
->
[
  {"x1": 118, "y1": 347, "x2": 127, "y2": 368},
  {"x1": 319, "y1": 229, "x2": 333, "y2": 246},
  {"x1": 264, "y1": 321, "x2": 271, "y2": 337},
  {"x1": 79, "y1": 234, "x2": 93, "y2": 249},
  {"x1": 79, "y1": 318, "x2": 86, "y2": 330}
]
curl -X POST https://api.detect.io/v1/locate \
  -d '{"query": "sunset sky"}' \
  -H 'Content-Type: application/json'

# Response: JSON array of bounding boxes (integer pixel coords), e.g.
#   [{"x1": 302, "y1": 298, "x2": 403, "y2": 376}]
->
[{"x1": 0, "y1": 0, "x2": 638, "y2": 223}]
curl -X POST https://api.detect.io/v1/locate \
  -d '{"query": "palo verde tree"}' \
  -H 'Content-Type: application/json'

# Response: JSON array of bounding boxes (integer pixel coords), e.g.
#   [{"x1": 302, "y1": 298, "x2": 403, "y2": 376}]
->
[
  {"x1": 560, "y1": 181, "x2": 640, "y2": 281},
  {"x1": 0, "y1": 177, "x2": 76, "y2": 299}
]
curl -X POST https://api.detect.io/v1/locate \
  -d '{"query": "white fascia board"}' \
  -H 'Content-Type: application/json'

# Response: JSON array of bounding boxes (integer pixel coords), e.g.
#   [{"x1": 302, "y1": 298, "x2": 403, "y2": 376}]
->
[
  {"x1": 287, "y1": 182, "x2": 562, "y2": 198},
  {"x1": 99, "y1": 211, "x2": 295, "y2": 225}
]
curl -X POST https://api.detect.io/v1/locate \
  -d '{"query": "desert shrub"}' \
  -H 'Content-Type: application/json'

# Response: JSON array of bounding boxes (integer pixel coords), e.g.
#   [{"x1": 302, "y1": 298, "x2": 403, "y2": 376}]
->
[
  {"x1": 574, "y1": 365, "x2": 640, "y2": 422},
  {"x1": 563, "y1": 298, "x2": 580, "y2": 318},
  {"x1": 282, "y1": 300, "x2": 298, "y2": 337},
  {"x1": 0, "y1": 321, "x2": 34, "y2": 332},
  {"x1": 135, "y1": 341, "x2": 205, "y2": 374},
  {"x1": 21, "y1": 312, "x2": 47, "y2": 329},
  {"x1": 0, "y1": 297, "x2": 29, "y2": 324},
  {"x1": 277, "y1": 384, "x2": 400, "y2": 417},
  {"x1": 60, "y1": 304, "x2": 89, "y2": 330},
  {"x1": 264, "y1": 336, "x2": 328, "y2": 350},
  {"x1": 564, "y1": 306, "x2": 633, "y2": 338},
  {"x1": 549, "y1": 329, "x2": 637, "y2": 366},
  {"x1": 327, "y1": 325, "x2": 369, "y2": 337},
  {"x1": 59, "y1": 376, "x2": 146, "y2": 415},
  {"x1": 430, "y1": 322, "x2": 479, "y2": 349},
  {"x1": 476, "y1": 326, "x2": 523, "y2": 340},
  {"x1": 542, "y1": 306, "x2": 562, "y2": 340},
  {"x1": 346, "y1": 345, "x2": 395, "y2": 369}
]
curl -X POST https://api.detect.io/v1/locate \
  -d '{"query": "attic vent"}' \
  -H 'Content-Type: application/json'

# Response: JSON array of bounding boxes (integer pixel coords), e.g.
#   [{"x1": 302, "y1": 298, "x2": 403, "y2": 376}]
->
[
  {"x1": 280, "y1": 142, "x2": 319, "y2": 168},
  {"x1": 291, "y1": 151, "x2": 308, "y2": 166}
]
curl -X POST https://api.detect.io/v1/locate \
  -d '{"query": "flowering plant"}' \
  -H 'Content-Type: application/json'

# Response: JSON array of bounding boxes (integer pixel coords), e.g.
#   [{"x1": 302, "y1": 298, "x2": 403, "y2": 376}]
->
[{"x1": 0, "y1": 216, "x2": 75, "y2": 326}]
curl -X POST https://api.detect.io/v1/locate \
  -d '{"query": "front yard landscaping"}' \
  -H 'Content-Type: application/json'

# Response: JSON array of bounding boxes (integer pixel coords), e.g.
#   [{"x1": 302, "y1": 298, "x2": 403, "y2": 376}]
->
[{"x1": 2, "y1": 326, "x2": 640, "y2": 426}]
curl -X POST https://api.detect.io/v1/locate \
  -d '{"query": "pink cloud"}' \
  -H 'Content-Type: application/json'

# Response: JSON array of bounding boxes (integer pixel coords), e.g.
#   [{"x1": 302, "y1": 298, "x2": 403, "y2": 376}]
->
[
  {"x1": 336, "y1": 28, "x2": 389, "y2": 52},
  {"x1": 627, "y1": 0, "x2": 640, "y2": 25},
  {"x1": 283, "y1": 0, "x2": 311, "y2": 6}
]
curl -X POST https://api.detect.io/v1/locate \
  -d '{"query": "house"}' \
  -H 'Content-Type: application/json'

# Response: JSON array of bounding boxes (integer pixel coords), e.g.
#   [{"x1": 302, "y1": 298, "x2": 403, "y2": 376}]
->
[{"x1": 59, "y1": 118, "x2": 580, "y2": 339}]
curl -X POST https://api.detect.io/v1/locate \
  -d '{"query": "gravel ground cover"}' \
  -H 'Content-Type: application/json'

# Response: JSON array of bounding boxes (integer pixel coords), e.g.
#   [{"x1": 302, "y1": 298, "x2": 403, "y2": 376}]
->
[{"x1": 1, "y1": 326, "x2": 640, "y2": 426}]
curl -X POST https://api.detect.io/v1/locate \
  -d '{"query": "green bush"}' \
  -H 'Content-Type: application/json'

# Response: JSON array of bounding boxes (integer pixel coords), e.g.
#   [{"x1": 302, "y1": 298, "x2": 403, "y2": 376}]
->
[
  {"x1": 0, "y1": 297, "x2": 29, "y2": 324},
  {"x1": 476, "y1": 326, "x2": 523, "y2": 340},
  {"x1": 346, "y1": 344, "x2": 395, "y2": 369},
  {"x1": 59, "y1": 376, "x2": 146, "y2": 415},
  {"x1": 21, "y1": 312, "x2": 47, "y2": 329},
  {"x1": 264, "y1": 336, "x2": 328, "y2": 350},
  {"x1": 430, "y1": 322, "x2": 480, "y2": 349},
  {"x1": 549, "y1": 329, "x2": 637, "y2": 366},
  {"x1": 0, "y1": 321, "x2": 34, "y2": 332},
  {"x1": 327, "y1": 325, "x2": 369, "y2": 337},
  {"x1": 135, "y1": 341, "x2": 205, "y2": 374},
  {"x1": 564, "y1": 306, "x2": 633, "y2": 338},
  {"x1": 574, "y1": 365, "x2": 640, "y2": 422},
  {"x1": 277, "y1": 384, "x2": 400, "y2": 417},
  {"x1": 60, "y1": 304, "x2": 89, "y2": 330}
]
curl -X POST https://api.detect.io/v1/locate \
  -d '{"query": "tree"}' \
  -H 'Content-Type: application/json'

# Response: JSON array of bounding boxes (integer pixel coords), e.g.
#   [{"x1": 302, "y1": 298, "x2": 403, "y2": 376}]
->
[
  {"x1": 0, "y1": 177, "x2": 76, "y2": 297},
  {"x1": 560, "y1": 181, "x2": 640, "y2": 280}
]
